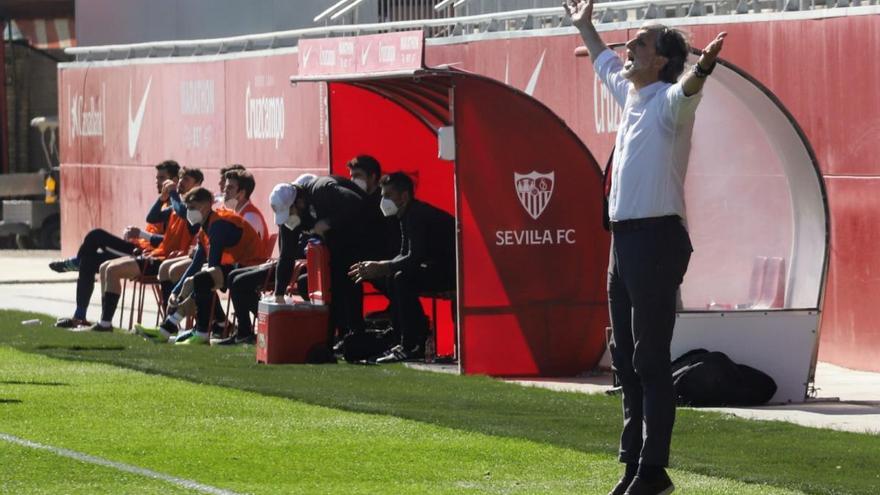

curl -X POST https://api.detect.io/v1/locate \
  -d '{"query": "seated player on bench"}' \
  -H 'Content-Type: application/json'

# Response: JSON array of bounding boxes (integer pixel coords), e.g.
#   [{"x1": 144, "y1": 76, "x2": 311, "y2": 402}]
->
[
  {"x1": 87, "y1": 169, "x2": 202, "y2": 331},
  {"x1": 51, "y1": 159, "x2": 181, "y2": 329},
  {"x1": 348, "y1": 172, "x2": 455, "y2": 363},
  {"x1": 136, "y1": 187, "x2": 265, "y2": 344}
]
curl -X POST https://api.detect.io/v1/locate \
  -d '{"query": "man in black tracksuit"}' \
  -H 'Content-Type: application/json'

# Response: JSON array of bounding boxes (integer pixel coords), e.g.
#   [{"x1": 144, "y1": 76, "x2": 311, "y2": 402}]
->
[
  {"x1": 349, "y1": 172, "x2": 455, "y2": 362},
  {"x1": 346, "y1": 155, "x2": 400, "y2": 261},
  {"x1": 272, "y1": 174, "x2": 368, "y2": 342}
]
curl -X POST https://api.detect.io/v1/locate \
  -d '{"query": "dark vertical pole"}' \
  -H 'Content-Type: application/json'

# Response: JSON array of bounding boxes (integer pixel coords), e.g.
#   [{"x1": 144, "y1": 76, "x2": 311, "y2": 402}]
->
[{"x1": 0, "y1": 19, "x2": 8, "y2": 174}]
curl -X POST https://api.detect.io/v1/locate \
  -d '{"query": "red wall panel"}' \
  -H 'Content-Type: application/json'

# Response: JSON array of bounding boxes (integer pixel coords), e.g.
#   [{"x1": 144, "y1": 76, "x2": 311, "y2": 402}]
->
[{"x1": 819, "y1": 177, "x2": 880, "y2": 371}]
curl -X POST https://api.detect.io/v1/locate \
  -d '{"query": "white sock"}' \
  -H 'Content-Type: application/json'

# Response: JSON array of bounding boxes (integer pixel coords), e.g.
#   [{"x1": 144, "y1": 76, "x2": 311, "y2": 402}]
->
[
  {"x1": 99, "y1": 320, "x2": 112, "y2": 328},
  {"x1": 168, "y1": 312, "x2": 182, "y2": 325}
]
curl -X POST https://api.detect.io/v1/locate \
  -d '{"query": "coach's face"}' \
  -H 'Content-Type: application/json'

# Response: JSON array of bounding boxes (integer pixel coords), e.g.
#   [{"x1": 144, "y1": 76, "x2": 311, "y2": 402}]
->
[{"x1": 623, "y1": 29, "x2": 667, "y2": 88}]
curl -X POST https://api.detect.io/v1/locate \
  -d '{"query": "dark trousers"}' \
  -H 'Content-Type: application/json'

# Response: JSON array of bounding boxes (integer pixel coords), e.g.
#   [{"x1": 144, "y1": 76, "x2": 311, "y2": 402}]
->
[
  {"x1": 75, "y1": 229, "x2": 137, "y2": 318},
  {"x1": 228, "y1": 262, "x2": 276, "y2": 337},
  {"x1": 326, "y1": 240, "x2": 364, "y2": 338},
  {"x1": 192, "y1": 265, "x2": 233, "y2": 332},
  {"x1": 607, "y1": 217, "x2": 692, "y2": 468},
  {"x1": 376, "y1": 264, "x2": 455, "y2": 350}
]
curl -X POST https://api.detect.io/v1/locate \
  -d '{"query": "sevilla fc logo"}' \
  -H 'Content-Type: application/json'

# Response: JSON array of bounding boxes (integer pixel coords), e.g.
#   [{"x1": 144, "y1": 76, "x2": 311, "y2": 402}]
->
[{"x1": 514, "y1": 171, "x2": 555, "y2": 220}]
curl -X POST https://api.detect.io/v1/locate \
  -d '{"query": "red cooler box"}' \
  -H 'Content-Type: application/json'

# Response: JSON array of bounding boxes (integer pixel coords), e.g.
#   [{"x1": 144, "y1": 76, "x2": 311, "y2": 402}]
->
[{"x1": 256, "y1": 301, "x2": 329, "y2": 364}]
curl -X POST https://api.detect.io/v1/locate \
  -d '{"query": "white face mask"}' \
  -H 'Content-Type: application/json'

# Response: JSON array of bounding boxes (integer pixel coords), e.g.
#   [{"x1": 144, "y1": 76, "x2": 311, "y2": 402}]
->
[
  {"x1": 352, "y1": 178, "x2": 368, "y2": 192},
  {"x1": 224, "y1": 197, "x2": 238, "y2": 211},
  {"x1": 284, "y1": 213, "x2": 301, "y2": 231},
  {"x1": 186, "y1": 208, "x2": 204, "y2": 226},
  {"x1": 380, "y1": 198, "x2": 398, "y2": 217}
]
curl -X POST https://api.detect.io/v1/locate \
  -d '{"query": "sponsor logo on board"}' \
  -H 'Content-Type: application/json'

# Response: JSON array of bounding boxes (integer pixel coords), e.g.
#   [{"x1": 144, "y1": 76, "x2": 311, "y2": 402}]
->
[
  {"x1": 245, "y1": 84, "x2": 285, "y2": 148},
  {"x1": 128, "y1": 77, "x2": 153, "y2": 157},
  {"x1": 68, "y1": 84, "x2": 106, "y2": 145}
]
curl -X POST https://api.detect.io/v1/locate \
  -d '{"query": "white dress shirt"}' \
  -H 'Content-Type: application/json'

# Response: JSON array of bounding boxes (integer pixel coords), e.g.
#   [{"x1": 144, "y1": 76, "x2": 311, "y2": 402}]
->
[{"x1": 594, "y1": 49, "x2": 702, "y2": 223}]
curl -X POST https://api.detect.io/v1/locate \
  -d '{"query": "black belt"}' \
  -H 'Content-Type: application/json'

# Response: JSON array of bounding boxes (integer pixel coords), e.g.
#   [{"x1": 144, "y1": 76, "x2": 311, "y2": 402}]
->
[{"x1": 610, "y1": 215, "x2": 681, "y2": 233}]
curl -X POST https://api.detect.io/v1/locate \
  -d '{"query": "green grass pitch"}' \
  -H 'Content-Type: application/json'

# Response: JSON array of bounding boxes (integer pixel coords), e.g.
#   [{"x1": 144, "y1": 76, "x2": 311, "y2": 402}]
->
[{"x1": 0, "y1": 310, "x2": 877, "y2": 494}]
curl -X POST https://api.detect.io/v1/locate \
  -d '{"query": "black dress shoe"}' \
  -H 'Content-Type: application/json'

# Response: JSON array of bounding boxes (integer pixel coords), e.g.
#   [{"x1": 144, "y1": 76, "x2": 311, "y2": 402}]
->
[
  {"x1": 608, "y1": 475, "x2": 635, "y2": 495},
  {"x1": 624, "y1": 472, "x2": 674, "y2": 495}
]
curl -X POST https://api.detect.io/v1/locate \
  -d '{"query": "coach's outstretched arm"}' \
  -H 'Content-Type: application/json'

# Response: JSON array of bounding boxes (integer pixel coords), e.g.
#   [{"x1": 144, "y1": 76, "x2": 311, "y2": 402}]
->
[
  {"x1": 680, "y1": 32, "x2": 727, "y2": 96},
  {"x1": 563, "y1": 0, "x2": 606, "y2": 64}
]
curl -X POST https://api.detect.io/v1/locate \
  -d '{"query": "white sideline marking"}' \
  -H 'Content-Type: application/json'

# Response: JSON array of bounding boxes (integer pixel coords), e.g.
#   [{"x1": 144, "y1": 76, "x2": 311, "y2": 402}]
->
[{"x1": 0, "y1": 432, "x2": 245, "y2": 495}]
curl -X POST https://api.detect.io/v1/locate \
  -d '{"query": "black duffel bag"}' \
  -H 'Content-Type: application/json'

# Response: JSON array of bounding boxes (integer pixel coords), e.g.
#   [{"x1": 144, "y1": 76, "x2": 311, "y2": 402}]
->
[
  {"x1": 341, "y1": 330, "x2": 398, "y2": 363},
  {"x1": 672, "y1": 349, "x2": 777, "y2": 407}
]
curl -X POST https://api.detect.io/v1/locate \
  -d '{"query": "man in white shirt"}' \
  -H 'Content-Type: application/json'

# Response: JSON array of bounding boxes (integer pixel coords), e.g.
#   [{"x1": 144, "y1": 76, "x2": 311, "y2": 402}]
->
[{"x1": 565, "y1": 1, "x2": 727, "y2": 494}]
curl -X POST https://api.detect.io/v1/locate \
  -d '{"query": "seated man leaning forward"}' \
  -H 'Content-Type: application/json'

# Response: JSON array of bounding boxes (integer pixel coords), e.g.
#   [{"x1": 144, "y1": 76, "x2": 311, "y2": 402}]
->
[
  {"x1": 348, "y1": 172, "x2": 456, "y2": 363},
  {"x1": 136, "y1": 187, "x2": 265, "y2": 345},
  {"x1": 281, "y1": 173, "x2": 369, "y2": 343},
  {"x1": 213, "y1": 182, "x2": 306, "y2": 346},
  {"x1": 87, "y1": 171, "x2": 202, "y2": 331},
  {"x1": 52, "y1": 159, "x2": 180, "y2": 329}
]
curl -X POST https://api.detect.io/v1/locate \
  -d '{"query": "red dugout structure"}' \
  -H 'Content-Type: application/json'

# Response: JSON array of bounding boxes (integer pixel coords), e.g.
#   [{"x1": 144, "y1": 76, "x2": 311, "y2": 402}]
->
[{"x1": 294, "y1": 31, "x2": 610, "y2": 376}]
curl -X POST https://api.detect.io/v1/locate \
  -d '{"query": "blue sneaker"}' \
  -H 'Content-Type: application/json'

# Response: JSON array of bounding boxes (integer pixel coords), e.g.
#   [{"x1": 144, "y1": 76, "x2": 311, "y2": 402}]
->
[{"x1": 49, "y1": 258, "x2": 79, "y2": 273}]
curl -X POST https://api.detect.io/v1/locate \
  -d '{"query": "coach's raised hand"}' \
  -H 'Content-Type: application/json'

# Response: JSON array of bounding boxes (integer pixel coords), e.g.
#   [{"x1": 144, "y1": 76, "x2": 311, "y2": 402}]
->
[
  {"x1": 563, "y1": 0, "x2": 593, "y2": 30},
  {"x1": 563, "y1": 0, "x2": 608, "y2": 64},
  {"x1": 699, "y1": 32, "x2": 727, "y2": 69},
  {"x1": 681, "y1": 32, "x2": 728, "y2": 96}
]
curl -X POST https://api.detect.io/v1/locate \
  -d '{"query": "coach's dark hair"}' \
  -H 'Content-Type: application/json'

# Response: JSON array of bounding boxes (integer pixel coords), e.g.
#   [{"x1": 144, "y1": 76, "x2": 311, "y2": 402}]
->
[
  {"x1": 645, "y1": 24, "x2": 689, "y2": 83},
  {"x1": 182, "y1": 186, "x2": 214, "y2": 205},
  {"x1": 180, "y1": 167, "x2": 204, "y2": 185},
  {"x1": 380, "y1": 172, "x2": 415, "y2": 197},
  {"x1": 346, "y1": 155, "x2": 381, "y2": 180},
  {"x1": 225, "y1": 169, "x2": 255, "y2": 199},
  {"x1": 156, "y1": 160, "x2": 180, "y2": 178}
]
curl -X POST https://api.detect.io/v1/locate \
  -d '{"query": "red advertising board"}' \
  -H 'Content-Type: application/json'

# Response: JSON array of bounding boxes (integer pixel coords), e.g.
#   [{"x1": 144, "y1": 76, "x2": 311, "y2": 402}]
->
[
  {"x1": 298, "y1": 30, "x2": 424, "y2": 77},
  {"x1": 58, "y1": 51, "x2": 329, "y2": 253}
]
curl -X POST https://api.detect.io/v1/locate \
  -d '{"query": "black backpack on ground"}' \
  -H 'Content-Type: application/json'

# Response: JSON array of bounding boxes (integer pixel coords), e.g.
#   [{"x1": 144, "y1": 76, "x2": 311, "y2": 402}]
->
[
  {"x1": 671, "y1": 349, "x2": 777, "y2": 407},
  {"x1": 341, "y1": 330, "x2": 398, "y2": 363}
]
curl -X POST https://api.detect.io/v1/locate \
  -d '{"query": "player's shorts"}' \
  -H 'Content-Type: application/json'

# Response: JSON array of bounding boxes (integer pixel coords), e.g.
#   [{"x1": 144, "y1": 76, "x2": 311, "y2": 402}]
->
[{"x1": 135, "y1": 256, "x2": 161, "y2": 277}]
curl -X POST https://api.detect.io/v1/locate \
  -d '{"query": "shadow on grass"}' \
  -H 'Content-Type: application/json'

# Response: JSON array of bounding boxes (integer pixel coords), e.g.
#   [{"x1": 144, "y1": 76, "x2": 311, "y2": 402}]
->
[
  {"x1": 35, "y1": 345, "x2": 126, "y2": 352},
  {"x1": 0, "y1": 380, "x2": 69, "y2": 386},
  {"x1": 1, "y1": 310, "x2": 879, "y2": 495},
  {"x1": 1, "y1": 398, "x2": 23, "y2": 404}
]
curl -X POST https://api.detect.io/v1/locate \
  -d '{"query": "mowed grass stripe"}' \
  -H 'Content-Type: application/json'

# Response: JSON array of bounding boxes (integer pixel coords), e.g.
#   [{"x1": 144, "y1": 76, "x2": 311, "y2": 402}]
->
[
  {"x1": 0, "y1": 432, "x2": 244, "y2": 495},
  {"x1": 2, "y1": 310, "x2": 879, "y2": 494},
  {"x1": 0, "y1": 346, "x2": 805, "y2": 495},
  {"x1": 0, "y1": 440, "x2": 196, "y2": 495}
]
